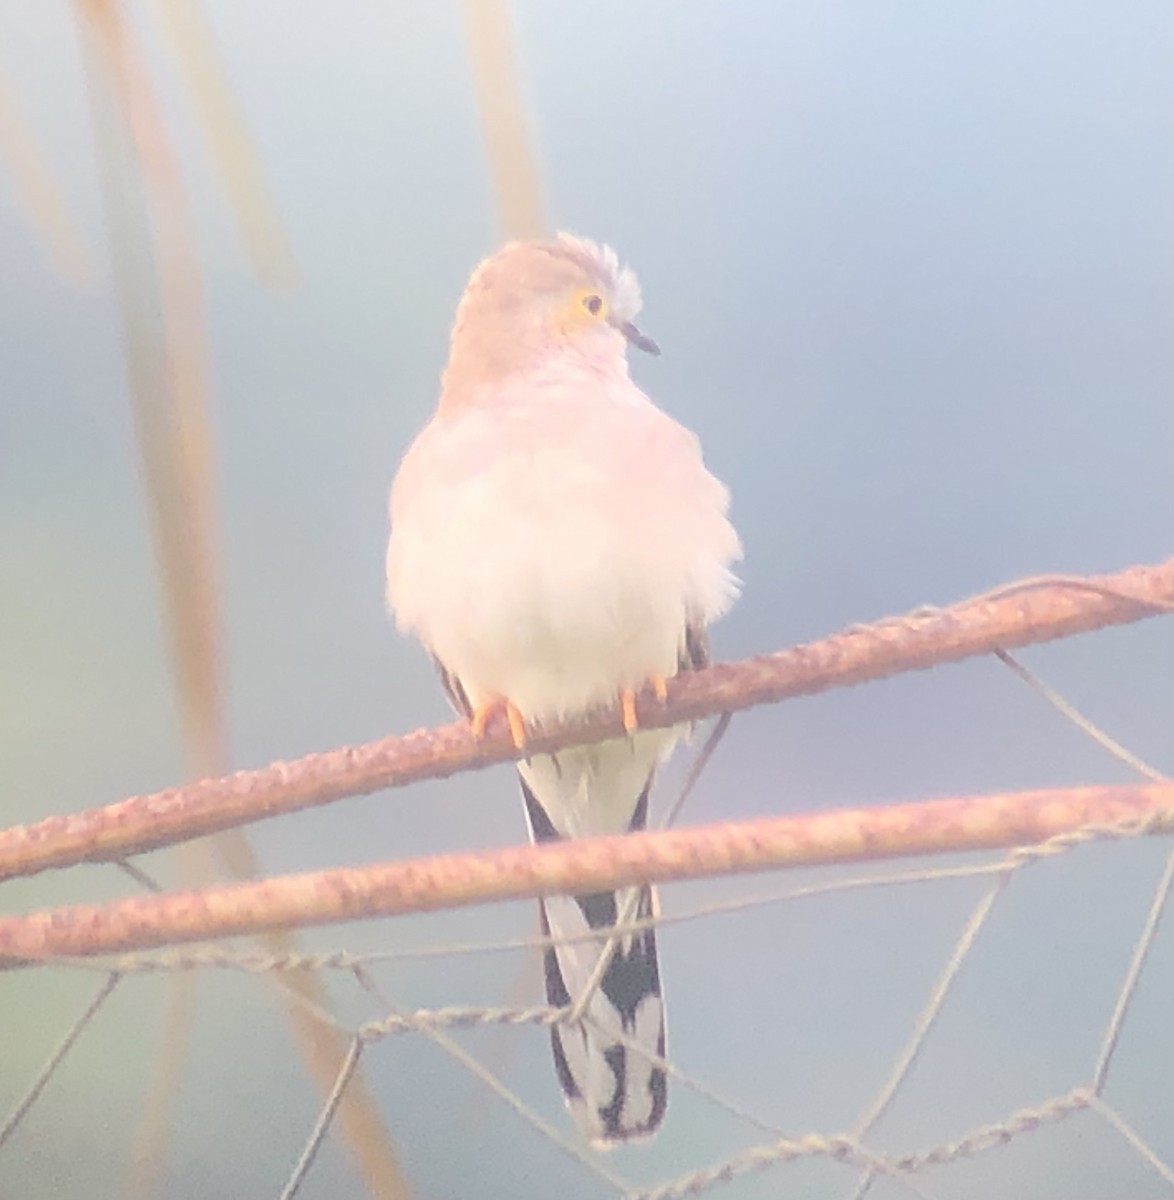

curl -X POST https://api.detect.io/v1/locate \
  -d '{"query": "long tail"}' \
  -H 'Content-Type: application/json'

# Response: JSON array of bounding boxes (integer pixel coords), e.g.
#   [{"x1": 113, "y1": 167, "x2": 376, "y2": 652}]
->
[{"x1": 521, "y1": 772, "x2": 667, "y2": 1144}]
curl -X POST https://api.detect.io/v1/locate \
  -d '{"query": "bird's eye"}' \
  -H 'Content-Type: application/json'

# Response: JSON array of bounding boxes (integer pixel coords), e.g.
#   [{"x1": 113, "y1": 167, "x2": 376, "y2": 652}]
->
[{"x1": 581, "y1": 293, "x2": 605, "y2": 317}]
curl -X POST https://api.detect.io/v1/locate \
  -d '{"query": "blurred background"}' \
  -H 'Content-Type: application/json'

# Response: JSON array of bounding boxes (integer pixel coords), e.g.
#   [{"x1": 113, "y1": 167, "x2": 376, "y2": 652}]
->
[{"x1": 1, "y1": 2, "x2": 1170, "y2": 1198}]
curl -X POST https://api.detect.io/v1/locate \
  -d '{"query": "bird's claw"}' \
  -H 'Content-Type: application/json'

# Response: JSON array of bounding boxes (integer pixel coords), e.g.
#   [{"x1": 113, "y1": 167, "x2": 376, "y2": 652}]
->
[
  {"x1": 470, "y1": 698, "x2": 529, "y2": 749},
  {"x1": 618, "y1": 673, "x2": 670, "y2": 734}
]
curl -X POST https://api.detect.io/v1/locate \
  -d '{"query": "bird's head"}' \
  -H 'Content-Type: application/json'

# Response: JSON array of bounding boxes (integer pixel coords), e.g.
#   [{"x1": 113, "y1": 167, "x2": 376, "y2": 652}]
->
[{"x1": 440, "y1": 234, "x2": 659, "y2": 410}]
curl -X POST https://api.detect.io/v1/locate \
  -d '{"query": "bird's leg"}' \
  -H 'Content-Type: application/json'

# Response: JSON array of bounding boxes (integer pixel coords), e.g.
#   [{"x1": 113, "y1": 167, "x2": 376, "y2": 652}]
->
[
  {"x1": 618, "y1": 673, "x2": 670, "y2": 734},
  {"x1": 469, "y1": 697, "x2": 528, "y2": 749}
]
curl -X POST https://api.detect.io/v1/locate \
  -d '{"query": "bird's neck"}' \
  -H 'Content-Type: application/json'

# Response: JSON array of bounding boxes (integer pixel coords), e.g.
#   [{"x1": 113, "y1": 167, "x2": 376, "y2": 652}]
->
[{"x1": 437, "y1": 344, "x2": 628, "y2": 416}]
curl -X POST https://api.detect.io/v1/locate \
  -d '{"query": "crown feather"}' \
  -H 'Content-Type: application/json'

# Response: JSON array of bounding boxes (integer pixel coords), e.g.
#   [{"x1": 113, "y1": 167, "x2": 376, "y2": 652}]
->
[{"x1": 555, "y1": 232, "x2": 643, "y2": 322}]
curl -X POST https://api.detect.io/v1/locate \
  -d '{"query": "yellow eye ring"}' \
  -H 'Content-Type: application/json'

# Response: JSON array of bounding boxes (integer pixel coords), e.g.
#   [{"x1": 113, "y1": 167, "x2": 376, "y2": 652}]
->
[{"x1": 577, "y1": 290, "x2": 607, "y2": 319}]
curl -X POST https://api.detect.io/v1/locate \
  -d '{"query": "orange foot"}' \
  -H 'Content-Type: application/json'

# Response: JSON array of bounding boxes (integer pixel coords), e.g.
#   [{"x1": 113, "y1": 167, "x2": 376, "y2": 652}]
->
[
  {"x1": 618, "y1": 673, "x2": 670, "y2": 734},
  {"x1": 470, "y1": 697, "x2": 528, "y2": 749}
]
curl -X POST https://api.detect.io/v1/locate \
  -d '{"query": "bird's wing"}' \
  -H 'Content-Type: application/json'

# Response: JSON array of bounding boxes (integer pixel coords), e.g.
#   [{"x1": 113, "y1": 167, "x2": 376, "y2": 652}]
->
[{"x1": 432, "y1": 655, "x2": 473, "y2": 719}]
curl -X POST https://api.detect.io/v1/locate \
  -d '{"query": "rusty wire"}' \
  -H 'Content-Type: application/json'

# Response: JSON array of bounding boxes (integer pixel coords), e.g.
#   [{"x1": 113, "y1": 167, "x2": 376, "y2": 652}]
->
[
  {"x1": 0, "y1": 559, "x2": 1169, "y2": 886},
  {"x1": 0, "y1": 782, "x2": 1170, "y2": 964}
]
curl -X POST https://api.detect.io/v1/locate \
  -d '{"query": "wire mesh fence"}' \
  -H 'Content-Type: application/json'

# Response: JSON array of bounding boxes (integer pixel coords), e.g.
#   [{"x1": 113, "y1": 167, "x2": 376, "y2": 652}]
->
[{"x1": 2, "y1": 563, "x2": 1171, "y2": 1199}]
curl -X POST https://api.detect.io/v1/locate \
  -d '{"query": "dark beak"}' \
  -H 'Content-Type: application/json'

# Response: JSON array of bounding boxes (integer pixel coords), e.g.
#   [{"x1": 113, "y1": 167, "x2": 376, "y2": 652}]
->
[{"x1": 617, "y1": 319, "x2": 661, "y2": 356}]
